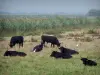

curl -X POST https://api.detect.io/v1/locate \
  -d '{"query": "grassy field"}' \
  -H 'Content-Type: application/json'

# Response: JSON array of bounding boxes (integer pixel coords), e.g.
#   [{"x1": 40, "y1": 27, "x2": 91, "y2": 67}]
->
[
  {"x1": 0, "y1": 15, "x2": 100, "y2": 75},
  {"x1": 0, "y1": 29, "x2": 100, "y2": 75}
]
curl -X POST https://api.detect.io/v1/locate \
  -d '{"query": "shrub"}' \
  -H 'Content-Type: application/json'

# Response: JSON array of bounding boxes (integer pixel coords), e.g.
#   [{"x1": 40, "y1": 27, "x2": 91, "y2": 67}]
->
[
  {"x1": 0, "y1": 37, "x2": 5, "y2": 41},
  {"x1": 87, "y1": 29, "x2": 98, "y2": 34},
  {"x1": 68, "y1": 33, "x2": 84, "y2": 37},
  {"x1": 74, "y1": 37, "x2": 93, "y2": 42},
  {"x1": 31, "y1": 37, "x2": 38, "y2": 42}
]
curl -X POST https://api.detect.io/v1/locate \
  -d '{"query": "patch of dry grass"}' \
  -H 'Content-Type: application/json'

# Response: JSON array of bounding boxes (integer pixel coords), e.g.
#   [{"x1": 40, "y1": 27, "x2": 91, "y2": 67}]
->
[
  {"x1": 67, "y1": 33, "x2": 84, "y2": 37},
  {"x1": 74, "y1": 37, "x2": 93, "y2": 42},
  {"x1": 87, "y1": 29, "x2": 99, "y2": 34},
  {"x1": 31, "y1": 37, "x2": 38, "y2": 42}
]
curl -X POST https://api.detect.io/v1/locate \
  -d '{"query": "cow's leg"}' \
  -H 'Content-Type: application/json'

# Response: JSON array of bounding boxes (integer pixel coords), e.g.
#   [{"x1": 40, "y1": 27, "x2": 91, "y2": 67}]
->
[
  {"x1": 43, "y1": 41, "x2": 46, "y2": 47},
  {"x1": 19, "y1": 44, "x2": 20, "y2": 48},
  {"x1": 53, "y1": 44, "x2": 55, "y2": 47},
  {"x1": 19, "y1": 43, "x2": 21, "y2": 48},
  {"x1": 13, "y1": 43, "x2": 16, "y2": 51},
  {"x1": 21, "y1": 43, "x2": 23, "y2": 47},
  {"x1": 51, "y1": 43, "x2": 54, "y2": 47},
  {"x1": 51, "y1": 43, "x2": 52, "y2": 47}
]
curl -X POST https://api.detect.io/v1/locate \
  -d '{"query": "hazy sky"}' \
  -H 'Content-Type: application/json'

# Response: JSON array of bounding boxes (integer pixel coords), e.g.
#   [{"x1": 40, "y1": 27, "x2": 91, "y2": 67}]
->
[{"x1": 0, "y1": 0, "x2": 100, "y2": 14}]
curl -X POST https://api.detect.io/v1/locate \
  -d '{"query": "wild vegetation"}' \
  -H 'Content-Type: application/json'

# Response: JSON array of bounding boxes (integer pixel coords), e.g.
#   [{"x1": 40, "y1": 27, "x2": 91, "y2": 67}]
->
[
  {"x1": 0, "y1": 15, "x2": 100, "y2": 75},
  {"x1": 0, "y1": 15, "x2": 100, "y2": 36}
]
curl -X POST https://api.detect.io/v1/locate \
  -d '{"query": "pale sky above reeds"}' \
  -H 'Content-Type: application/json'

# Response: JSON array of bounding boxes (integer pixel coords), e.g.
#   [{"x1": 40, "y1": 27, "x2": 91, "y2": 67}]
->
[{"x1": 0, "y1": 0, "x2": 100, "y2": 14}]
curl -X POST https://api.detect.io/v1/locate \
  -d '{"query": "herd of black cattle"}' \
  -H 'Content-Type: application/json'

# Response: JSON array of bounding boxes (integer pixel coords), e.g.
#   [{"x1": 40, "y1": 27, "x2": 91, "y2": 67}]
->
[{"x1": 4, "y1": 35, "x2": 97, "y2": 66}]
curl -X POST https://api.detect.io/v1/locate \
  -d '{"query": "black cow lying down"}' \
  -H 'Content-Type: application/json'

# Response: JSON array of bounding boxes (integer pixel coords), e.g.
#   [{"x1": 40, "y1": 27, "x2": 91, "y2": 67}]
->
[
  {"x1": 41, "y1": 35, "x2": 60, "y2": 47},
  {"x1": 31, "y1": 42, "x2": 44, "y2": 52},
  {"x1": 50, "y1": 51, "x2": 62, "y2": 58},
  {"x1": 50, "y1": 46, "x2": 79, "y2": 59},
  {"x1": 9, "y1": 36, "x2": 24, "y2": 48},
  {"x1": 50, "y1": 51, "x2": 72, "y2": 59},
  {"x1": 4, "y1": 51, "x2": 27, "y2": 57},
  {"x1": 59, "y1": 46, "x2": 79, "y2": 55},
  {"x1": 81, "y1": 58, "x2": 97, "y2": 66}
]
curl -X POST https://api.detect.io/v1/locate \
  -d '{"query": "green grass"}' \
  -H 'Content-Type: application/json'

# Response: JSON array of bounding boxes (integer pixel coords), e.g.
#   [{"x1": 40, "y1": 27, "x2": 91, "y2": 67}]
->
[{"x1": 0, "y1": 43, "x2": 100, "y2": 75}]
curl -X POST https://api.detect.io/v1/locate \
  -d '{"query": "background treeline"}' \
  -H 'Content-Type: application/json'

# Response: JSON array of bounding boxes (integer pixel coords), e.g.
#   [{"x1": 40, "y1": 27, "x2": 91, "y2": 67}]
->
[
  {"x1": 87, "y1": 9, "x2": 100, "y2": 16},
  {"x1": 0, "y1": 15, "x2": 100, "y2": 36}
]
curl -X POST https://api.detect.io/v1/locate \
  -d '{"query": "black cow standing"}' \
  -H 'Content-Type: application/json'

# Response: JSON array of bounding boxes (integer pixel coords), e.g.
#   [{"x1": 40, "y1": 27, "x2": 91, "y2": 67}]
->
[
  {"x1": 9, "y1": 36, "x2": 24, "y2": 48},
  {"x1": 41, "y1": 35, "x2": 60, "y2": 47}
]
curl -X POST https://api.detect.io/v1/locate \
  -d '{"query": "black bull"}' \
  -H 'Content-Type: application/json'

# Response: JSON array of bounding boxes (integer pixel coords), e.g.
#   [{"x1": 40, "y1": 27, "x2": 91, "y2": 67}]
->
[
  {"x1": 41, "y1": 35, "x2": 60, "y2": 47},
  {"x1": 9, "y1": 36, "x2": 24, "y2": 48}
]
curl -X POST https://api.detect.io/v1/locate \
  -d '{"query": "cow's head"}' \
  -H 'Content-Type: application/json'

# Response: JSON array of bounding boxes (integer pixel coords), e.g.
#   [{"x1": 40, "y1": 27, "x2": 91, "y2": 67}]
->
[
  {"x1": 50, "y1": 51, "x2": 57, "y2": 57},
  {"x1": 57, "y1": 43, "x2": 61, "y2": 47},
  {"x1": 9, "y1": 43, "x2": 14, "y2": 48},
  {"x1": 81, "y1": 58, "x2": 88, "y2": 61}
]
